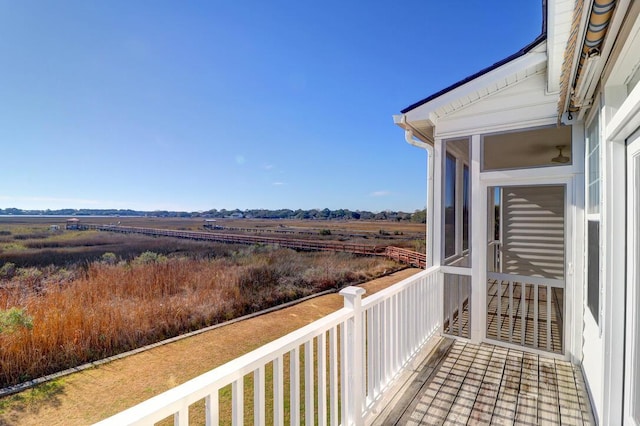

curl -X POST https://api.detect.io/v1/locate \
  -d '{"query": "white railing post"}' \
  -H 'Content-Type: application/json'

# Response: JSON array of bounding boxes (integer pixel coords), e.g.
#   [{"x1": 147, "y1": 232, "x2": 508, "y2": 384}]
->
[{"x1": 339, "y1": 286, "x2": 366, "y2": 426}]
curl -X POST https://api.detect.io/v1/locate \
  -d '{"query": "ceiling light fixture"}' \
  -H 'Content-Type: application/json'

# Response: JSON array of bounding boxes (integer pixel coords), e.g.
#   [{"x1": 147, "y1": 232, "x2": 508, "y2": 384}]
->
[{"x1": 551, "y1": 145, "x2": 570, "y2": 164}]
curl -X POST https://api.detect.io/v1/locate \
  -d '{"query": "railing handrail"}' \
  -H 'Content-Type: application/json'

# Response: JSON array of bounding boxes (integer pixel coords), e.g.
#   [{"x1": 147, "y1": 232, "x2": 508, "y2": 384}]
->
[
  {"x1": 383, "y1": 246, "x2": 427, "y2": 268},
  {"x1": 487, "y1": 271, "x2": 564, "y2": 288},
  {"x1": 362, "y1": 266, "x2": 437, "y2": 309}
]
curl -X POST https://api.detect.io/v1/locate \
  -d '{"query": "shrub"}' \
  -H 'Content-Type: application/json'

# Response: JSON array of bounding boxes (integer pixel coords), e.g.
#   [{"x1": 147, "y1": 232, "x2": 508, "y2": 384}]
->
[
  {"x1": 101, "y1": 252, "x2": 118, "y2": 265},
  {"x1": 319, "y1": 229, "x2": 332, "y2": 236},
  {"x1": 0, "y1": 262, "x2": 16, "y2": 279},
  {"x1": 133, "y1": 251, "x2": 167, "y2": 265},
  {"x1": 0, "y1": 308, "x2": 34, "y2": 334}
]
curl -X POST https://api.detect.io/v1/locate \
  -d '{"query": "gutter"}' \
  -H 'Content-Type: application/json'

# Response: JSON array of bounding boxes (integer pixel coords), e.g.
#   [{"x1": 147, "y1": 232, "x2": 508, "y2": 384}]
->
[{"x1": 398, "y1": 115, "x2": 434, "y2": 267}]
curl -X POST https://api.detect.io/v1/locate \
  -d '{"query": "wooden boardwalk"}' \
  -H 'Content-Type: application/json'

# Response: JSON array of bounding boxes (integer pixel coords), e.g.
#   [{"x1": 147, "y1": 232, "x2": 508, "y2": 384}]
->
[
  {"x1": 373, "y1": 339, "x2": 593, "y2": 425},
  {"x1": 74, "y1": 223, "x2": 427, "y2": 267}
]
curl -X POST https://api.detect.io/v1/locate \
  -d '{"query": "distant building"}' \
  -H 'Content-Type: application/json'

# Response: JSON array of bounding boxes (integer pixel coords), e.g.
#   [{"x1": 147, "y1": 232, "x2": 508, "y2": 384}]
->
[
  {"x1": 65, "y1": 218, "x2": 80, "y2": 230},
  {"x1": 203, "y1": 219, "x2": 222, "y2": 230}
]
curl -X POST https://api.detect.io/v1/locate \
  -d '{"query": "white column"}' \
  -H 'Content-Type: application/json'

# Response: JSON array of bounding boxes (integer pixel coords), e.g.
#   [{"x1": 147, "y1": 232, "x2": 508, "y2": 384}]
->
[
  {"x1": 426, "y1": 146, "x2": 435, "y2": 267},
  {"x1": 432, "y1": 138, "x2": 443, "y2": 267},
  {"x1": 339, "y1": 286, "x2": 366, "y2": 426},
  {"x1": 470, "y1": 134, "x2": 485, "y2": 343}
]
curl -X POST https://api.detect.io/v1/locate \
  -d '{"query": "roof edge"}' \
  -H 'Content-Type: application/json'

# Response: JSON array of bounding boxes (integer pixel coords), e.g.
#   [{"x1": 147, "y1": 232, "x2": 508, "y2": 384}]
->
[{"x1": 400, "y1": 33, "x2": 548, "y2": 114}]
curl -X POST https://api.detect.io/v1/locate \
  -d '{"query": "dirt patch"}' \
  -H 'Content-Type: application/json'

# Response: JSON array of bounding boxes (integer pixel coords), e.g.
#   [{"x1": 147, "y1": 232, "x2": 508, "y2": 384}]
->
[{"x1": 0, "y1": 268, "x2": 421, "y2": 425}]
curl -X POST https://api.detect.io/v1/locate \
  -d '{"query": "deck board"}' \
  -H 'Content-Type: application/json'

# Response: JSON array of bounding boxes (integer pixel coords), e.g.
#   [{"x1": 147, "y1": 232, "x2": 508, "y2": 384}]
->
[
  {"x1": 514, "y1": 352, "x2": 538, "y2": 425},
  {"x1": 468, "y1": 345, "x2": 506, "y2": 424},
  {"x1": 490, "y1": 349, "x2": 522, "y2": 425},
  {"x1": 440, "y1": 343, "x2": 478, "y2": 425},
  {"x1": 444, "y1": 343, "x2": 491, "y2": 425},
  {"x1": 372, "y1": 339, "x2": 594, "y2": 426}
]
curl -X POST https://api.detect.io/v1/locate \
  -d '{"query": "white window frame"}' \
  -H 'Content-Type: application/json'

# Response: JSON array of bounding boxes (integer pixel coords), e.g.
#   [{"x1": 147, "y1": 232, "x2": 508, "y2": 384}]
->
[
  {"x1": 442, "y1": 138, "x2": 471, "y2": 267},
  {"x1": 585, "y1": 104, "x2": 603, "y2": 331}
]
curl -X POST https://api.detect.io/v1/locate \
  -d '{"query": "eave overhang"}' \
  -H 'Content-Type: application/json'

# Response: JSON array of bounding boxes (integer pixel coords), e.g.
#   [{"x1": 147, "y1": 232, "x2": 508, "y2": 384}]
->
[
  {"x1": 396, "y1": 1, "x2": 576, "y2": 134},
  {"x1": 400, "y1": 34, "x2": 547, "y2": 117},
  {"x1": 395, "y1": 39, "x2": 548, "y2": 136}
]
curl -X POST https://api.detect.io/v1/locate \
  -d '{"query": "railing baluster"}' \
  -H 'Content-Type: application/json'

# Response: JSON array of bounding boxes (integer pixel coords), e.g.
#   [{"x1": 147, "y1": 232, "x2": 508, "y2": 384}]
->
[
  {"x1": 447, "y1": 275, "x2": 453, "y2": 336},
  {"x1": 497, "y1": 279, "x2": 502, "y2": 341},
  {"x1": 367, "y1": 307, "x2": 374, "y2": 403},
  {"x1": 547, "y1": 285, "x2": 552, "y2": 351},
  {"x1": 174, "y1": 407, "x2": 188, "y2": 426},
  {"x1": 412, "y1": 283, "x2": 417, "y2": 347},
  {"x1": 304, "y1": 340, "x2": 314, "y2": 426},
  {"x1": 382, "y1": 303, "x2": 388, "y2": 392},
  {"x1": 534, "y1": 285, "x2": 539, "y2": 349},
  {"x1": 340, "y1": 322, "x2": 348, "y2": 425},
  {"x1": 273, "y1": 356, "x2": 284, "y2": 426},
  {"x1": 400, "y1": 292, "x2": 406, "y2": 362},
  {"x1": 386, "y1": 297, "x2": 392, "y2": 372},
  {"x1": 329, "y1": 327, "x2": 338, "y2": 426},
  {"x1": 290, "y1": 347, "x2": 300, "y2": 426},
  {"x1": 395, "y1": 294, "x2": 400, "y2": 367},
  {"x1": 205, "y1": 391, "x2": 218, "y2": 426},
  {"x1": 521, "y1": 283, "x2": 526, "y2": 346},
  {"x1": 457, "y1": 274, "x2": 462, "y2": 337},
  {"x1": 254, "y1": 366, "x2": 265, "y2": 426},
  {"x1": 508, "y1": 280, "x2": 514, "y2": 343},
  {"x1": 317, "y1": 333, "x2": 327, "y2": 426},
  {"x1": 232, "y1": 378, "x2": 243, "y2": 426}
]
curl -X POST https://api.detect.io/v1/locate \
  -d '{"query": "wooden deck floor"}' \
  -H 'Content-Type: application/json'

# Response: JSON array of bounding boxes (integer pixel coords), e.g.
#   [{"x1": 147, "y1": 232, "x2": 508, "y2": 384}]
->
[{"x1": 372, "y1": 339, "x2": 593, "y2": 425}]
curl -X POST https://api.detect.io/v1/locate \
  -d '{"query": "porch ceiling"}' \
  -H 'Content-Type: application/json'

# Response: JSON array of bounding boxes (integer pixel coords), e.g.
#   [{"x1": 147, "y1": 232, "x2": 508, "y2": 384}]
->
[{"x1": 483, "y1": 125, "x2": 573, "y2": 170}]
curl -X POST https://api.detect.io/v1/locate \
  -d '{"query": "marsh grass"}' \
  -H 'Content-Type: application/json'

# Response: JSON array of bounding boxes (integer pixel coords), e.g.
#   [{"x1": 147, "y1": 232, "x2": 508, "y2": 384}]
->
[
  {"x1": 0, "y1": 247, "x2": 399, "y2": 389},
  {"x1": 0, "y1": 230, "x2": 243, "y2": 267}
]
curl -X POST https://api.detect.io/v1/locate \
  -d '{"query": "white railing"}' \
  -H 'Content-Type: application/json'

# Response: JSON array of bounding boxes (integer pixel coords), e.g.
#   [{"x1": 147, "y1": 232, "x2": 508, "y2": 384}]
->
[
  {"x1": 442, "y1": 272, "x2": 471, "y2": 339},
  {"x1": 487, "y1": 272, "x2": 564, "y2": 353},
  {"x1": 94, "y1": 266, "x2": 442, "y2": 426}
]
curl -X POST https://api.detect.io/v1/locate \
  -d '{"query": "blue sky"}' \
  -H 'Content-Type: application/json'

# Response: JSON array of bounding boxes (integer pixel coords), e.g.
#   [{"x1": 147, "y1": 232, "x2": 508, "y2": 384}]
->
[{"x1": 0, "y1": 1, "x2": 542, "y2": 213}]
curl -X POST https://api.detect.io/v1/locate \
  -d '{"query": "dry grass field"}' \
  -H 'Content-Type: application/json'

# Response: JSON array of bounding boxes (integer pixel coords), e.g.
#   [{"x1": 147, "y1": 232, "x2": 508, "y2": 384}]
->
[
  {"x1": 0, "y1": 268, "x2": 421, "y2": 426},
  {"x1": 0, "y1": 217, "x2": 417, "y2": 391}
]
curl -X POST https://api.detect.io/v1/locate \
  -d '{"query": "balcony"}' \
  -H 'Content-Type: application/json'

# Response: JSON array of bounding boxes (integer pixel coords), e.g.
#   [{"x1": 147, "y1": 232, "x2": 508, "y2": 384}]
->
[{"x1": 95, "y1": 266, "x2": 593, "y2": 425}]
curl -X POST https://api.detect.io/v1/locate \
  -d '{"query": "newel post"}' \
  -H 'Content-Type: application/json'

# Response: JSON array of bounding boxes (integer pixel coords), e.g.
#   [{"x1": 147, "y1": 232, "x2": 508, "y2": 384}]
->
[{"x1": 340, "y1": 286, "x2": 366, "y2": 426}]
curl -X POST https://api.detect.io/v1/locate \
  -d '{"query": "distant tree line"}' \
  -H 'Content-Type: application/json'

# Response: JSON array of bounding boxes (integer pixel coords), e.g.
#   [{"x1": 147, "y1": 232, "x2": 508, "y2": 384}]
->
[{"x1": 0, "y1": 207, "x2": 427, "y2": 223}]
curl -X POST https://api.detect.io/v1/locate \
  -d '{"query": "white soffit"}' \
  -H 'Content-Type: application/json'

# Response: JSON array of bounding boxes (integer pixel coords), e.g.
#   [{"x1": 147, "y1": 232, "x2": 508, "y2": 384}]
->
[
  {"x1": 404, "y1": 42, "x2": 548, "y2": 124},
  {"x1": 547, "y1": 0, "x2": 576, "y2": 93}
]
